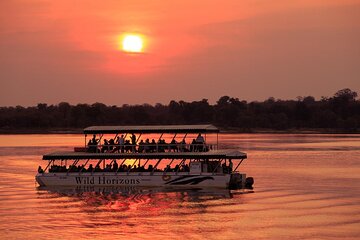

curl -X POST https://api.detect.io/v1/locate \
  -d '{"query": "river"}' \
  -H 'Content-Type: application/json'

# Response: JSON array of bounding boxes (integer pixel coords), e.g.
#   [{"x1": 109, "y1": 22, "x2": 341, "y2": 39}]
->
[{"x1": 0, "y1": 134, "x2": 359, "y2": 239}]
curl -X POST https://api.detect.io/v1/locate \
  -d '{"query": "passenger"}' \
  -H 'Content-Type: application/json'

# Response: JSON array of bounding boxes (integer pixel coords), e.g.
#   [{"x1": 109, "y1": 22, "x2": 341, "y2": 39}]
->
[
  {"x1": 180, "y1": 139, "x2": 188, "y2": 152},
  {"x1": 159, "y1": 139, "x2": 167, "y2": 152},
  {"x1": 144, "y1": 139, "x2": 150, "y2": 153},
  {"x1": 195, "y1": 133, "x2": 205, "y2": 152},
  {"x1": 113, "y1": 161, "x2": 118, "y2": 171},
  {"x1": 222, "y1": 162, "x2": 227, "y2": 173},
  {"x1": 119, "y1": 134, "x2": 125, "y2": 153},
  {"x1": 148, "y1": 164, "x2": 153, "y2": 171},
  {"x1": 124, "y1": 140, "x2": 132, "y2": 152},
  {"x1": 190, "y1": 139, "x2": 197, "y2": 152},
  {"x1": 38, "y1": 166, "x2": 44, "y2": 173},
  {"x1": 174, "y1": 164, "x2": 180, "y2": 172},
  {"x1": 170, "y1": 139, "x2": 178, "y2": 152},
  {"x1": 91, "y1": 134, "x2": 100, "y2": 153},
  {"x1": 87, "y1": 139, "x2": 93, "y2": 152},
  {"x1": 229, "y1": 159, "x2": 233, "y2": 173},
  {"x1": 196, "y1": 133, "x2": 205, "y2": 143},
  {"x1": 150, "y1": 139, "x2": 156, "y2": 152},
  {"x1": 157, "y1": 139, "x2": 163, "y2": 152},
  {"x1": 131, "y1": 133, "x2": 136, "y2": 152},
  {"x1": 183, "y1": 164, "x2": 190, "y2": 172},
  {"x1": 138, "y1": 164, "x2": 145, "y2": 172},
  {"x1": 88, "y1": 164, "x2": 93, "y2": 172},
  {"x1": 94, "y1": 164, "x2": 101, "y2": 172},
  {"x1": 105, "y1": 164, "x2": 111, "y2": 172},
  {"x1": 138, "y1": 139, "x2": 145, "y2": 153},
  {"x1": 164, "y1": 164, "x2": 171, "y2": 172},
  {"x1": 101, "y1": 139, "x2": 109, "y2": 153},
  {"x1": 109, "y1": 138, "x2": 115, "y2": 152},
  {"x1": 79, "y1": 165, "x2": 85, "y2": 172},
  {"x1": 112, "y1": 137, "x2": 119, "y2": 152}
]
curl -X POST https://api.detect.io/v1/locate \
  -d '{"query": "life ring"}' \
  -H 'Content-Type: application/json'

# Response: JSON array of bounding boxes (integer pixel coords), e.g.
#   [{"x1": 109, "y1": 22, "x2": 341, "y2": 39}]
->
[{"x1": 162, "y1": 175, "x2": 171, "y2": 181}]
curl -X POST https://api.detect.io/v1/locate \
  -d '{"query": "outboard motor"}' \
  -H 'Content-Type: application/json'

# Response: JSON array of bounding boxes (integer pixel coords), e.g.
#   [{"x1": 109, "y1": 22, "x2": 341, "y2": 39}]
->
[{"x1": 245, "y1": 177, "x2": 254, "y2": 189}]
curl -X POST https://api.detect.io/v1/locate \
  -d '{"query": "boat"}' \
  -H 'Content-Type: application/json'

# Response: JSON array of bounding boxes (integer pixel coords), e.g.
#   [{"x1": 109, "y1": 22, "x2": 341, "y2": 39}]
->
[{"x1": 35, "y1": 125, "x2": 253, "y2": 189}]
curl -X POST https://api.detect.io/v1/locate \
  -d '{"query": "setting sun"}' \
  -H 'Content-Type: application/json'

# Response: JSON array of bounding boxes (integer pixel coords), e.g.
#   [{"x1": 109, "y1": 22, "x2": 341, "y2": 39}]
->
[{"x1": 122, "y1": 34, "x2": 143, "y2": 53}]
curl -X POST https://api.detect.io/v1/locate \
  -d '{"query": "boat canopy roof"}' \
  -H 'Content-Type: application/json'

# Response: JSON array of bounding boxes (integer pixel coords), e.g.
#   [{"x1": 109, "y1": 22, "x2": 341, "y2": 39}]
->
[
  {"x1": 83, "y1": 124, "x2": 219, "y2": 134},
  {"x1": 43, "y1": 150, "x2": 246, "y2": 160}
]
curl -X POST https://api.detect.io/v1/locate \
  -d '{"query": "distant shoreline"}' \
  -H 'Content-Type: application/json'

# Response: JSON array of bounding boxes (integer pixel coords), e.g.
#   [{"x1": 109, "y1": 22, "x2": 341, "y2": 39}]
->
[{"x1": 0, "y1": 127, "x2": 359, "y2": 135}]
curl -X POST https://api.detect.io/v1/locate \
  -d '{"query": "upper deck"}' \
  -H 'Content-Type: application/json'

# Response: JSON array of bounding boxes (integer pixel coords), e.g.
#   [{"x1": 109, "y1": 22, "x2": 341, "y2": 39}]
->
[{"x1": 82, "y1": 124, "x2": 220, "y2": 154}]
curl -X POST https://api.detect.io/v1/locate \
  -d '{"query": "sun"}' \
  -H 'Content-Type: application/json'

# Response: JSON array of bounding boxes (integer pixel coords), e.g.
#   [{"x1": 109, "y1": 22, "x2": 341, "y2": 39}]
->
[{"x1": 122, "y1": 34, "x2": 143, "y2": 53}]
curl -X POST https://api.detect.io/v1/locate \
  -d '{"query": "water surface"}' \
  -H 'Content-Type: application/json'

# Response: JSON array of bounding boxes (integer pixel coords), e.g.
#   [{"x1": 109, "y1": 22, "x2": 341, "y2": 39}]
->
[{"x1": 0, "y1": 134, "x2": 359, "y2": 239}]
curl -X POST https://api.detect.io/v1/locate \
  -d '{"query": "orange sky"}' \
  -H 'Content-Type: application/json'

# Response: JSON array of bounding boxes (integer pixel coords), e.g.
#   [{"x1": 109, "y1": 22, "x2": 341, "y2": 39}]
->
[{"x1": 0, "y1": 0, "x2": 359, "y2": 106}]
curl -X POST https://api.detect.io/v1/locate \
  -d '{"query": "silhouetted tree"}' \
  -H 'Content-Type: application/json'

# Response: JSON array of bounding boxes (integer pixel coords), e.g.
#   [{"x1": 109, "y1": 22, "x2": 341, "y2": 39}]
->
[{"x1": 0, "y1": 88, "x2": 359, "y2": 132}]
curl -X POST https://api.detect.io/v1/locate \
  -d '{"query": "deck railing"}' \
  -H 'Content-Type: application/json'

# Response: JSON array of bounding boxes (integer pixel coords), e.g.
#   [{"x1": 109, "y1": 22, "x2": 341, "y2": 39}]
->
[{"x1": 83, "y1": 143, "x2": 217, "y2": 153}]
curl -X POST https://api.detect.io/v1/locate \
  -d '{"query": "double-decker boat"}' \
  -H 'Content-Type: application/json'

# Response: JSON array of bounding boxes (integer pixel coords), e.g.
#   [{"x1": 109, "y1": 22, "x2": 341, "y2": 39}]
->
[{"x1": 35, "y1": 125, "x2": 253, "y2": 189}]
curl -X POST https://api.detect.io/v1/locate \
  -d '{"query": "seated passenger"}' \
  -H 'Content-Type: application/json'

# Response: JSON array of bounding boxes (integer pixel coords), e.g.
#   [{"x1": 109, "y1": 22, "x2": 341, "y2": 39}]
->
[
  {"x1": 179, "y1": 139, "x2": 188, "y2": 152},
  {"x1": 94, "y1": 164, "x2": 101, "y2": 172},
  {"x1": 138, "y1": 139, "x2": 145, "y2": 153},
  {"x1": 190, "y1": 139, "x2": 197, "y2": 152},
  {"x1": 170, "y1": 139, "x2": 178, "y2": 152},
  {"x1": 91, "y1": 134, "x2": 100, "y2": 153},
  {"x1": 113, "y1": 160, "x2": 118, "y2": 171},
  {"x1": 124, "y1": 140, "x2": 132, "y2": 152},
  {"x1": 88, "y1": 164, "x2": 93, "y2": 172},
  {"x1": 158, "y1": 139, "x2": 167, "y2": 152},
  {"x1": 195, "y1": 133, "x2": 205, "y2": 152},
  {"x1": 108, "y1": 138, "x2": 115, "y2": 152},
  {"x1": 101, "y1": 139, "x2": 109, "y2": 153},
  {"x1": 144, "y1": 139, "x2": 150, "y2": 153},
  {"x1": 150, "y1": 139, "x2": 156, "y2": 152},
  {"x1": 38, "y1": 166, "x2": 44, "y2": 173}
]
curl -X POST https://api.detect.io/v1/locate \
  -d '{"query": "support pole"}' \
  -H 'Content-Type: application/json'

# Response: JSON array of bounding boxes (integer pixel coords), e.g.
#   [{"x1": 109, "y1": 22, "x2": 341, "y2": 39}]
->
[
  {"x1": 152, "y1": 158, "x2": 162, "y2": 174},
  {"x1": 43, "y1": 160, "x2": 54, "y2": 173},
  {"x1": 164, "y1": 159, "x2": 175, "y2": 174},
  {"x1": 212, "y1": 159, "x2": 223, "y2": 174},
  {"x1": 80, "y1": 159, "x2": 90, "y2": 174},
  {"x1": 67, "y1": 159, "x2": 79, "y2": 174},
  {"x1": 127, "y1": 159, "x2": 138, "y2": 175},
  {"x1": 233, "y1": 158, "x2": 244, "y2": 172}
]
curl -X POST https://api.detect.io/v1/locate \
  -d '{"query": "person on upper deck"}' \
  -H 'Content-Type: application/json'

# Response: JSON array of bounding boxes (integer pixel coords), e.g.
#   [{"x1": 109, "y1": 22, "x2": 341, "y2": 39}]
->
[
  {"x1": 179, "y1": 139, "x2": 188, "y2": 152},
  {"x1": 109, "y1": 138, "x2": 115, "y2": 152},
  {"x1": 150, "y1": 139, "x2": 156, "y2": 152},
  {"x1": 190, "y1": 139, "x2": 196, "y2": 152},
  {"x1": 170, "y1": 139, "x2": 178, "y2": 152},
  {"x1": 90, "y1": 134, "x2": 100, "y2": 153},
  {"x1": 144, "y1": 139, "x2": 151, "y2": 153},
  {"x1": 196, "y1": 133, "x2": 205, "y2": 143},
  {"x1": 118, "y1": 134, "x2": 125, "y2": 153},
  {"x1": 130, "y1": 134, "x2": 137, "y2": 152},
  {"x1": 138, "y1": 139, "x2": 145, "y2": 153},
  {"x1": 101, "y1": 139, "x2": 109, "y2": 153},
  {"x1": 195, "y1": 133, "x2": 205, "y2": 152}
]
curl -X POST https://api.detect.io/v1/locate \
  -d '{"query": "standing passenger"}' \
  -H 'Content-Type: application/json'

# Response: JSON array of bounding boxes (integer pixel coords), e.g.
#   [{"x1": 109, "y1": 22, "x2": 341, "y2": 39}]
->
[
  {"x1": 119, "y1": 134, "x2": 125, "y2": 153},
  {"x1": 131, "y1": 133, "x2": 136, "y2": 152}
]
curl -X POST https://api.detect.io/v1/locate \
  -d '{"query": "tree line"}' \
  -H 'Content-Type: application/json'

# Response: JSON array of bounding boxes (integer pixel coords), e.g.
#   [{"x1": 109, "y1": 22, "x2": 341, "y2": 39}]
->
[{"x1": 0, "y1": 88, "x2": 359, "y2": 133}]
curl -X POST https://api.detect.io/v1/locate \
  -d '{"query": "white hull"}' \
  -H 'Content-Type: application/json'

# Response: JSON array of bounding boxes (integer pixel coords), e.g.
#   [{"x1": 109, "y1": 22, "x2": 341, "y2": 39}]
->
[{"x1": 36, "y1": 172, "x2": 233, "y2": 188}]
